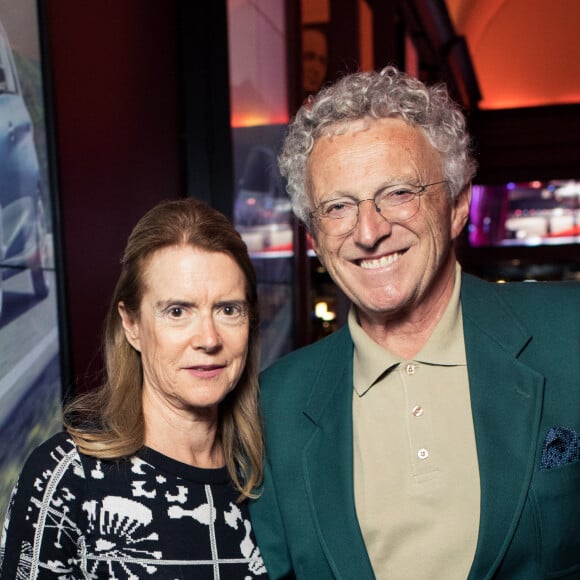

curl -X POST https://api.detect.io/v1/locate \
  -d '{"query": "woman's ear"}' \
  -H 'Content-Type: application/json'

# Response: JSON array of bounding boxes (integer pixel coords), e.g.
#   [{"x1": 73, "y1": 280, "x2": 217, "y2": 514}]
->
[{"x1": 118, "y1": 302, "x2": 141, "y2": 352}]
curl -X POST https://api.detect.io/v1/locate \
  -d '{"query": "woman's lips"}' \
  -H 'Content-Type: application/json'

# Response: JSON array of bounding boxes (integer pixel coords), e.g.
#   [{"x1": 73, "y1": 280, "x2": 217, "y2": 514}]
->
[{"x1": 185, "y1": 365, "x2": 224, "y2": 379}]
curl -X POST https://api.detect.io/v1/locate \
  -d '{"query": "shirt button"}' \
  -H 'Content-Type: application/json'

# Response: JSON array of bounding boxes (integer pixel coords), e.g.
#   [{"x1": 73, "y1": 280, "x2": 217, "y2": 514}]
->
[
  {"x1": 406, "y1": 364, "x2": 416, "y2": 375},
  {"x1": 417, "y1": 448, "x2": 429, "y2": 460},
  {"x1": 412, "y1": 405, "x2": 424, "y2": 417}
]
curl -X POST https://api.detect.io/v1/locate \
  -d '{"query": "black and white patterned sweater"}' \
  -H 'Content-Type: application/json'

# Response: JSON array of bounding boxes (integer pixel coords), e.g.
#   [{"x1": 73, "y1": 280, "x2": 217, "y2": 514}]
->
[{"x1": 0, "y1": 431, "x2": 268, "y2": 579}]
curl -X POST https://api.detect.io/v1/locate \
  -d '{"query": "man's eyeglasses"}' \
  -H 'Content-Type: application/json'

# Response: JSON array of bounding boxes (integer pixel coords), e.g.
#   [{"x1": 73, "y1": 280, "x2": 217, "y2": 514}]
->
[{"x1": 309, "y1": 180, "x2": 449, "y2": 236}]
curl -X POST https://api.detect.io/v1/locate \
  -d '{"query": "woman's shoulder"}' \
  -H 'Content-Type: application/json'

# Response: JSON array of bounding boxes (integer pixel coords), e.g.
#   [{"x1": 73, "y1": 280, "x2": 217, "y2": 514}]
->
[
  {"x1": 6, "y1": 431, "x2": 87, "y2": 523},
  {"x1": 18, "y1": 431, "x2": 84, "y2": 483},
  {"x1": 23, "y1": 431, "x2": 75, "y2": 462}
]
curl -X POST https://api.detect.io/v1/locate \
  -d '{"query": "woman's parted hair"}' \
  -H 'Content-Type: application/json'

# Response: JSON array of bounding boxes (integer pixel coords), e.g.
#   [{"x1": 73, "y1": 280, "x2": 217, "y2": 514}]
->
[
  {"x1": 279, "y1": 65, "x2": 478, "y2": 226},
  {"x1": 64, "y1": 198, "x2": 262, "y2": 500}
]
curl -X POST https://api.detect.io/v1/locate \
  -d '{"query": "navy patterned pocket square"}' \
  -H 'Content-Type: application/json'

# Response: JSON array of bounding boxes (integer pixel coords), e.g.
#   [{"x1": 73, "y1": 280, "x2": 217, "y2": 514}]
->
[{"x1": 540, "y1": 426, "x2": 580, "y2": 470}]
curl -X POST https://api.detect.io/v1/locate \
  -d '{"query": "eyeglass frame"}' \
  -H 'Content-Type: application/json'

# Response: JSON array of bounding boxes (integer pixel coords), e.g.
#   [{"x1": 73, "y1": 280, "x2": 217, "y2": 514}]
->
[{"x1": 308, "y1": 180, "x2": 449, "y2": 236}]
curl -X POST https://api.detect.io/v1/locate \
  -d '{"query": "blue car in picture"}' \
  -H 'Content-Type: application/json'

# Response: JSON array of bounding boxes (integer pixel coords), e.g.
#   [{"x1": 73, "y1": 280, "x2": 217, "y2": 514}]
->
[{"x1": 0, "y1": 18, "x2": 49, "y2": 319}]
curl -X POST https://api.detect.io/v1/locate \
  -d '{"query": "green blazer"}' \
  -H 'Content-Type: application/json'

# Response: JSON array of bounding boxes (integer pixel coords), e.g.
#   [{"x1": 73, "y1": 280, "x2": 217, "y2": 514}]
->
[{"x1": 250, "y1": 273, "x2": 580, "y2": 579}]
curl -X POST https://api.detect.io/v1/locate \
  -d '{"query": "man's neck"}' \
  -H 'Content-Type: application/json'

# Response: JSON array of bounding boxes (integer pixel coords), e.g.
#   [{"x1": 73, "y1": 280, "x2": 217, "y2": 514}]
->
[{"x1": 359, "y1": 261, "x2": 459, "y2": 359}]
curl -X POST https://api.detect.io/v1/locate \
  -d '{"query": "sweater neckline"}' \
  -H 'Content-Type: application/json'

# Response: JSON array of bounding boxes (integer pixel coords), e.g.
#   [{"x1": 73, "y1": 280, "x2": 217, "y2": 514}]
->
[{"x1": 137, "y1": 446, "x2": 231, "y2": 485}]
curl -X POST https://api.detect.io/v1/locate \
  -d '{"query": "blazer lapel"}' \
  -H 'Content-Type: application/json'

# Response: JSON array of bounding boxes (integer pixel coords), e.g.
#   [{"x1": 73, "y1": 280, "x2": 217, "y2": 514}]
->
[
  {"x1": 461, "y1": 275, "x2": 545, "y2": 578},
  {"x1": 302, "y1": 328, "x2": 375, "y2": 579}
]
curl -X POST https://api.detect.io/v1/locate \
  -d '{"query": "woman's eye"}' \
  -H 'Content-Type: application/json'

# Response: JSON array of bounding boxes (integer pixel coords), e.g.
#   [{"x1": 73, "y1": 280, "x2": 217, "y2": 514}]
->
[
  {"x1": 222, "y1": 305, "x2": 240, "y2": 316},
  {"x1": 169, "y1": 307, "x2": 184, "y2": 318},
  {"x1": 218, "y1": 303, "x2": 248, "y2": 320}
]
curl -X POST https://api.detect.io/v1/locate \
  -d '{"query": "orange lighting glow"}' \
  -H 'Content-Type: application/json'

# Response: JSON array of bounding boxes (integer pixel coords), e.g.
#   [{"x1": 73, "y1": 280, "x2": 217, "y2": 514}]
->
[{"x1": 231, "y1": 112, "x2": 289, "y2": 128}]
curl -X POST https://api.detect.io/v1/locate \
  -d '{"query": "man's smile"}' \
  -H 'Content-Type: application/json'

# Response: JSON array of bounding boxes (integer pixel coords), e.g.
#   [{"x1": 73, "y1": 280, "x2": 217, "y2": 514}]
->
[{"x1": 358, "y1": 251, "x2": 404, "y2": 270}]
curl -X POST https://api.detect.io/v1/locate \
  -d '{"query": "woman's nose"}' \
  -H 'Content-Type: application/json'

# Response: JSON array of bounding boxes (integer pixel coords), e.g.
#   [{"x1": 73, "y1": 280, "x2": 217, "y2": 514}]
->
[{"x1": 192, "y1": 315, "x2": 222, "y2": 352}]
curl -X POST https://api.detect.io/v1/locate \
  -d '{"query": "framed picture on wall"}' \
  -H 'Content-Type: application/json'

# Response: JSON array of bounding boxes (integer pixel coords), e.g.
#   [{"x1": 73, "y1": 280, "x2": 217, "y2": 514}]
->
[{"x1": 0, "y1": 0, "x2": 67, "y2": 520}]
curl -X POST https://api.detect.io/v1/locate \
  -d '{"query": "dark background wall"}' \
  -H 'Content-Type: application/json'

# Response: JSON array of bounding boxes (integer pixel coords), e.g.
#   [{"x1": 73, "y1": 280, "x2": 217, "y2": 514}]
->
[
  {"x1": 470, "y1": 104, "x2": 580, "y2": 184},
  {"x1": 43, "y1": 0, "x2": 580, "y2": 392},
  {"x1": 45, "y1": 0, "x2": 183, "y2": 392}
]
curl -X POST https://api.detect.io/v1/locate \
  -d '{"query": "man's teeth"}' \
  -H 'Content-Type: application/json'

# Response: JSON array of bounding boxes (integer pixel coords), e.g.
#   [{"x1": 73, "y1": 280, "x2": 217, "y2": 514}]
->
[{"x1": 360, "y1": 253, "x2": 401, "y2": 269}]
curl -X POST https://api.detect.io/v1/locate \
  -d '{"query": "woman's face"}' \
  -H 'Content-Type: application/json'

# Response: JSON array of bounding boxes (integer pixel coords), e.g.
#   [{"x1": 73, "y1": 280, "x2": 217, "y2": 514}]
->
[{"x1": 119, "y1": 245, "x2": 250, "y2": 419}]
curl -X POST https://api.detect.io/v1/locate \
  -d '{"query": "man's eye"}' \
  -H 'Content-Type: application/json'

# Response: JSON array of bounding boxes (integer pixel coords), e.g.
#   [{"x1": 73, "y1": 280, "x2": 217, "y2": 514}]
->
[
  {"x1": 384, "y1": 188, "x2": 415, "y2": 204},
  {"x1": 322, "y1": 200, "x2": 355, "y2": 216},
  {"x1": 391, "y1": 187, "x2": 414, "y2": 196}
]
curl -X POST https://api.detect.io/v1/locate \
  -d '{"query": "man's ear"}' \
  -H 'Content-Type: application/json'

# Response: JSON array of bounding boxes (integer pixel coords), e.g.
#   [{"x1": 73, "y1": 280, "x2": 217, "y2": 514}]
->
[
  {"x1": 118, "y1": 302, "x2": 141, "y2": 352},
  {"x1": 451, "y1": 184, "x2": 472, "y2": 240},
  {"x1": 308, "y1": 230, "x2": 325, "y2": 265},
  {"x1": 309, "y1": 230, "x2": 319, "y2": 254}
]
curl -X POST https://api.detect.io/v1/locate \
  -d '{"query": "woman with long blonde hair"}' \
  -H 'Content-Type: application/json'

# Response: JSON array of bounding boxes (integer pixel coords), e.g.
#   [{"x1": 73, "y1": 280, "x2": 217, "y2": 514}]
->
[{"x1": 1, "y1": 198, "x2": 268, "y2": 579}]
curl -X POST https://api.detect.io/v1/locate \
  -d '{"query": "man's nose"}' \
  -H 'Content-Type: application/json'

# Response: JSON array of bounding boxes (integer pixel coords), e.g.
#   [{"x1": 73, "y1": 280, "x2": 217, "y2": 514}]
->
[{"x1": 352, "y1": 199, "x2": 392, "y2": 246}]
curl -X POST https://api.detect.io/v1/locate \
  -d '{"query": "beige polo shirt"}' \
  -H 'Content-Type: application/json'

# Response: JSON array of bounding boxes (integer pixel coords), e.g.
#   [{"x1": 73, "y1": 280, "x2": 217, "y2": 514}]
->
[{"x1": 351, "y1": 268, "x2": 480, "y2": 579}]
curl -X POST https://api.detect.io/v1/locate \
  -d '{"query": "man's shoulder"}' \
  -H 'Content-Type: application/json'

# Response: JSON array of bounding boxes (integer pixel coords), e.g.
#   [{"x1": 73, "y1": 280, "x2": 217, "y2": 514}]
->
[
  {"x1": 461, "y1": 273, "x2": 580, "y2": 348},
  {"x1": 462, "y1": 272, "x2": 580, "y2": 316}
]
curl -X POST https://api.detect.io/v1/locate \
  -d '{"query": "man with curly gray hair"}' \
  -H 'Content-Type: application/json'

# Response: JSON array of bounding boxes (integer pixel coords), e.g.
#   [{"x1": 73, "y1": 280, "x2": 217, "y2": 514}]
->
[
  {"x1": 250, "y1": 66, "x2": 580, "y2": 579},
  {"x1": 280, "y1": 65, "x2": 476, "y2": 226}
]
